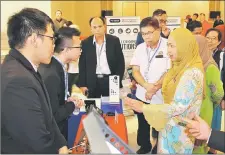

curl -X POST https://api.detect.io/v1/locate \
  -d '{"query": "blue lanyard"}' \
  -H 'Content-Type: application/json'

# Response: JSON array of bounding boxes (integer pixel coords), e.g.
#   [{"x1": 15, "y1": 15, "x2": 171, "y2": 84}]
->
[{"x1": 146, "y1": 38, "x2": 162, "y2": 71}]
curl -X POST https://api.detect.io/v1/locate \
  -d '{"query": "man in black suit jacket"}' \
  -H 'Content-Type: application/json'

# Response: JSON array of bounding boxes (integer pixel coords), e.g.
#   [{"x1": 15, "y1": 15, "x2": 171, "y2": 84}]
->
[
  {"x1": 79, "y1": 17, "x2": 125, "y2": 98},
  {"x1": 1, "y1": 8, "x2": 69, "y2": 153},
  {"x1": 184, "y1": 114, "x2": 225, "y2": 153},
  {"x1": 38, "y1": 27, "x2": 83, "y2": 140}
]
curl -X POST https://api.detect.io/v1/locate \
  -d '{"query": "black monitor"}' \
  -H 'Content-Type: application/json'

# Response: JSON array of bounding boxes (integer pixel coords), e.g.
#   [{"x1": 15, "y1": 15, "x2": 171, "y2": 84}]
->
[{"x1": 210, "y1": 11, "x2": 221, "y2": 19}]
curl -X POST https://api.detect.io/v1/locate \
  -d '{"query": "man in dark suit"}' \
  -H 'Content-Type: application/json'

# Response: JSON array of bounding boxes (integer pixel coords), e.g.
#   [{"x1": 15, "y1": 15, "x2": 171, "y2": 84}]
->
[
  {"x1": 38, "y1": 27, "x2": 83, "y2": 140},
  {"x1": 1, "y1": 8, "x2": 69, "y2": 153},
  {"x1": 184, "y1": 114, "x2": 225, "y2": 153},
  {"x1": 79, "y1": 17, "x2": 125, "y2": 98}
]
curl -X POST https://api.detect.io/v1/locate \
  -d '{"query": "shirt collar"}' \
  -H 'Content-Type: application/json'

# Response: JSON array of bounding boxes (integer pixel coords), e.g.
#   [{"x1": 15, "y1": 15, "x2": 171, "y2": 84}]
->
[
  {"x1": 53, "y1": 55, "x2": 66, "y2": 70},
  {"x1": 93, "y1": 35, "x2": 106, "y2": 45},
  {"x1": 28, "y1": 60, "x2": 38, "y2": 72}
]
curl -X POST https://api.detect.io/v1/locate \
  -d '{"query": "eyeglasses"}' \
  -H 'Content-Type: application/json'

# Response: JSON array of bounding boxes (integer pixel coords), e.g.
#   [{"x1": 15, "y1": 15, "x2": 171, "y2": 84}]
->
[
  {"x1": 67, "y1": 46, "x2": 82, "y2": 51},
  {"x1": 206, "y1": 37, "x2": 218, "y2": 42},
  {"x1": 38, "y1": 33, "x2": 56, "y2": 44},
  {"x1": 141, "y1": 29, "x2": 158, "y2": 37}
]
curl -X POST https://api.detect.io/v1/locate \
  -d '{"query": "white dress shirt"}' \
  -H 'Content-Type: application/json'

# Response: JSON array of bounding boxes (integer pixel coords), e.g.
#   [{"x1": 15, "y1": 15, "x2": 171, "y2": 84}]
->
[
  {"x1": 93, "y1": 35, "x2": 111, "y2": 74},
  {"x1": 130, "y1": 37, "x2": 170, "y2": 104}
]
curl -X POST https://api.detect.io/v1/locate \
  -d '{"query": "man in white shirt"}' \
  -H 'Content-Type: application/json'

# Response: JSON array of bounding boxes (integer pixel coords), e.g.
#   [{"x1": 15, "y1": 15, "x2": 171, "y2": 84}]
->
[
  {"x1": 130, "y1": 17, "x2": 170, "y2": 154},
  {"x1": 79, "y1": 17, "x2": 125, "y2": 98}
]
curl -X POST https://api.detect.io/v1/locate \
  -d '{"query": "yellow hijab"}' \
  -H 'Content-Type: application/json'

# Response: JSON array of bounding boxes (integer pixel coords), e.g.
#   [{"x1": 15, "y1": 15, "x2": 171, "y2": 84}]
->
[{"x1": 162, "y1": 28, "x2": 205, "y2": 104}]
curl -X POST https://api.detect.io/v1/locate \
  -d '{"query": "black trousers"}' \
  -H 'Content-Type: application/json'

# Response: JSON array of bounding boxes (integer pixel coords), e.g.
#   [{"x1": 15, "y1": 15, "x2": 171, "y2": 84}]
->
[
  {"x1": 136, "y1": 98, "x2": 158, "y2": 149},
  {"x1": 68, "y1": 73, "x2": 79, "y2": 95},
  {"x1": 88, "y1": 76, "x2": 110, "y2": 98}
]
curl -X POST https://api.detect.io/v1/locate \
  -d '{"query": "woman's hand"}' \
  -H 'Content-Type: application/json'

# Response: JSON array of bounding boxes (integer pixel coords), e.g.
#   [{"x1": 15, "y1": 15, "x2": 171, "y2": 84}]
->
[{"x1": 124, "y1": 97, "x2": 144, "y2": 113}]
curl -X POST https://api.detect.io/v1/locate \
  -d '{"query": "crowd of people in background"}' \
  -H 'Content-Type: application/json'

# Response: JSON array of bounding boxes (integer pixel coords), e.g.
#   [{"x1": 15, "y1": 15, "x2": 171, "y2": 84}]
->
[{"x1": 1, "y1": 7, "x2": 225, "y2": 154}]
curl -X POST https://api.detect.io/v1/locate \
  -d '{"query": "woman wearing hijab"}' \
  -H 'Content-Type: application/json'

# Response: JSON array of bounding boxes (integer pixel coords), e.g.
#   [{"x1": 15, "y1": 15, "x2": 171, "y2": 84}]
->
[
  {"x1": 125, "y1": 28, "x2": 205, "y2": 154},
  {"x1": 193, "y1": 35, "x2": 224, "y2": 154}
]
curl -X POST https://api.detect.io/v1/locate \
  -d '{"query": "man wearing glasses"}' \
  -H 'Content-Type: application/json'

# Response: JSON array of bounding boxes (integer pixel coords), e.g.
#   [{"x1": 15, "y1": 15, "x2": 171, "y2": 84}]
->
[
  {"x1": 1, "y1": 8, "x2": 69, "y2": 153},
  {"x1": 130, "y1": 17, "x2": 170, "y2": 154},
  {"x1": 136, "y1": 9, "x2": 170, "y2": 46},
  {"x1": 39, "y1": 27, "x2": 83, "y2": 140}
]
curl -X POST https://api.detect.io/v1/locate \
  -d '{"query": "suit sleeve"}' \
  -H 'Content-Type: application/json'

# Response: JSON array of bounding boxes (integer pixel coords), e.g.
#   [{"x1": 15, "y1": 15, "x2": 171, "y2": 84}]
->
[
  {"x1": 41, "y1": 73, "x2": 75, "y2": 123},
  {"x1": 115, "y1": 37, "x2": 125, "y2": 88},
  {"x1": 78, "y1": 41, "x2": 87, "y2": 87},
  {"x1": 2, "y1": 78, "x2": 67, "y2": 153},
  {"x1": 208, "y1": 130, "x2": 225, "y2": 153}
]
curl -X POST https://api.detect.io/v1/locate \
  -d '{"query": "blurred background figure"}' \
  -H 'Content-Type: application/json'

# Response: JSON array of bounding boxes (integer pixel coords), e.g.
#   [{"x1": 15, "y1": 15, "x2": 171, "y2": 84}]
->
[{"x1": 53, "y1": 10, "x2": 67, "y2": 32}]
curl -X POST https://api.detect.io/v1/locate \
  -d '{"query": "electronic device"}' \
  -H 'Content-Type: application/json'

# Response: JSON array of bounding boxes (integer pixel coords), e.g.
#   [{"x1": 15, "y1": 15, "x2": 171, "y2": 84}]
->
[
  {"x1": 127, "y1": 67, "x2": 135, "y2": 81},
  {"x1": 209, "y1": 11, "x2": 220, "y2": 19},
  {"x1": 109, "y1": 75, "x2": 120, "y2": 103}
]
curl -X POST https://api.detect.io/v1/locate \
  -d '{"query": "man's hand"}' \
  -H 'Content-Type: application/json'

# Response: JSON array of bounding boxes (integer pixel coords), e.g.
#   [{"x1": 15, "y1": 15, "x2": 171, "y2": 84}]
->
[
  {"x1": 162, "y1": 27, "x2": 170, "y2": 37},
  {"x1": 67, "y1": 96, "x2": 84, "y2": 108},
  {"x1": 182, "y1": 113, "x2": 211, "y2": 141},
  {"x1": 58, "y1": 146, "x2": 70, "y2": 154},
  {"x1": 143, "y1": 82, "x2": 158, "y2": 93},
  {"x1": 145, "y1": 92, "x2": 155, "y2": 100},
  {"x1": 80, "y1": 87, "x2": 88, "y2": 95},
  {"x1": 221, "y1": 100, "x2": 225, "y2": 110},
  {"x1": 124, "y1": 97, "x2": 144, "y2": 113}
]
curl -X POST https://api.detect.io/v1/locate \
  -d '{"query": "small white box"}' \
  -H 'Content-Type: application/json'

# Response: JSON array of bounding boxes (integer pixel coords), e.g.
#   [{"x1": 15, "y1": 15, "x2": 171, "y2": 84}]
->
[{"x1": 109, "y1": 75, "x2": 120, "y2": 103}]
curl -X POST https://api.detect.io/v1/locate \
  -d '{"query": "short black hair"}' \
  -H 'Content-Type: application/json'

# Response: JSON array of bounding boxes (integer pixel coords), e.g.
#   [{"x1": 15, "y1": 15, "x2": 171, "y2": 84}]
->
[
  {"x1": 56, "y1": 10, "x2": 62, "y2": 14},
  {"x1": 7, "y1": 8, "x2": 54, "y2": 49},
  {"x1": 65, "y1": 21, "x2": 73, "y2": 27},
  {"x1": 200, "y1": 13, "x2": 205, "y2": 16},
  {"x1": 205, "y1": 28, "x2": 222, "y2": 41},
  {"x1": 193, "y1": 13, "x2": 199, "y2": 18},
  {"x1": 54, "y1": 27, "x2": 81, "y2": 53},
  {"x1": 187, "y1": 20, "x2": 202, "y2": 32},
  {"x1": 140, "y1": 17, "x2": 159, "y2": 30},
  {"x1": 153, "y1": 9, "x2": 167, "y2": 17},
  {"x1": 89, "y1": 16, "x2": 105, "y2": 26}
]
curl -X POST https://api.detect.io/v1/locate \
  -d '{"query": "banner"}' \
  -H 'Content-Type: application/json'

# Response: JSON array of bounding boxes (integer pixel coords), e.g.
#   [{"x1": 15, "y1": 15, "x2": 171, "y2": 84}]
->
[
  {"x1": 105, "y1": 16, "x2": 140, "y2": 80},
  {"x1": 166, "y1": 16, "x2": 181, "y2": 31}
]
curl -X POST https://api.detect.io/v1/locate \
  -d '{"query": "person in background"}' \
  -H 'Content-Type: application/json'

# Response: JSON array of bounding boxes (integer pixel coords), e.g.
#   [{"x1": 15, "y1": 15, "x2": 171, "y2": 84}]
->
[
  {"x1": 63, "y1": 21, "x2": 81, "y2": 95},
  {"x1": 199, "y1": 13, "x2": 212, "y2": 36},
  {"x1": 205, "y1": 28, "x2": 223, "y2": 68},
  {"x1": 192, "y1": 13, "x2": 199, "y2": 21},
  {"x1": 1, "y1": 8, "x2": 69, "y2": 153},
  {"x1": 182, "y1": 113, "x2": 225, "y2": 153},
  {"x1": 205, "y1": 28, "x2": 223, "y2": 154},
  {"x1": 130, "y1": 17, "x2": 170, "y2": 154},
  {"x1": 213, "y1": 15, "x2": 224, "y2": 28},
  {"x1": 53, "y1": 10, "x2": 67, "y2": 32},
  {"x1": 125, "y1": 28, "x2": 205, "y2": 154},
  {"x1": 79, "y1": 17, "x2": 125, "y2": 98},
  {"x1": 187, "y1": 20, "x2": 203, "y2": 35},
  {"x1": 215, "y1": 24, "x2": 225, "y2": 50},
  {"x1": 192, "y1": 35, "x2": 224, "y2": 154},
  {"x1": 184, "y1": 15, "x2": 192, "y2": 29},
  {"x1": 136, "y1": 9, "x2": 170, "y2": 46}
]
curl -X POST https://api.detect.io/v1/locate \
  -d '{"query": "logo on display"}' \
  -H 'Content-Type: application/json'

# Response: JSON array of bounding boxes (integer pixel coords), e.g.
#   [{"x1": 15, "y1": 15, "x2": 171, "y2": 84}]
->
[
  {"x1": 109, "y1": 28, "x2": 115, "y2": 34},
  {"x1": 109, "y1": 19, "x2": 121, "y2": 23},
  {"x1": 133, "y1": 28, "x2": 138, "y2": 33},
  {"x1": 125, "y1": 28, "x2": 131, "y2": 34},
  {"x1": 118, "y1": 28, "x2": 123, "y2": 34}
]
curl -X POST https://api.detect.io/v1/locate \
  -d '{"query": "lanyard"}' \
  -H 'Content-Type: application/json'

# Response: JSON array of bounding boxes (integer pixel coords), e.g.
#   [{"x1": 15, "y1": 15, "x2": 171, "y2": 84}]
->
[
  {"x1": 146, "y1": 38, "x2": 162, "y2": 72},
  {"x1": 97, "y1": 42, "x2": 105, "y2": 72}
]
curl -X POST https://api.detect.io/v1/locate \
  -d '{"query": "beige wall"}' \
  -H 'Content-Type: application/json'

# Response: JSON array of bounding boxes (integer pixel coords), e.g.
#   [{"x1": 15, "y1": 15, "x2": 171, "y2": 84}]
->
[
  {"x1": 113, "y1": 1, "x2": 210, "y2": 19},
  {"x1": 220, "y1": 0, "x2": 224, "y2": 20},
  {"x1": 1, "y1": 1, "x2": 51, "y2": 32}
]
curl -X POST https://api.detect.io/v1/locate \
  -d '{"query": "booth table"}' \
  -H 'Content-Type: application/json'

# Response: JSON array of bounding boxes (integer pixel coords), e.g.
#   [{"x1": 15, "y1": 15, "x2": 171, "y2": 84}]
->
[{"x1": 68, "y1": 100, "x2": 128, "y2": 149}]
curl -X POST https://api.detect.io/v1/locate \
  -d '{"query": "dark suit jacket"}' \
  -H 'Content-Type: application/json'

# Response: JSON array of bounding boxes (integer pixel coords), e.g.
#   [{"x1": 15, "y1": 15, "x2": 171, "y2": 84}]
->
[
  {"x1": 1, "y1": 49, "x2": 67, "y2": 153},
  {"x1": 213, "y1": 49, "x2": 222, "y2": 69},
  {"x1": 208, "y1": 130, "x2": 225, "y2": 153},
  {"x1": 79, "y1": 34, "x2": 125, "y2": 89},
  {"x1": 38, "y1": 57, "x2": 75, "y2": 139}
]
